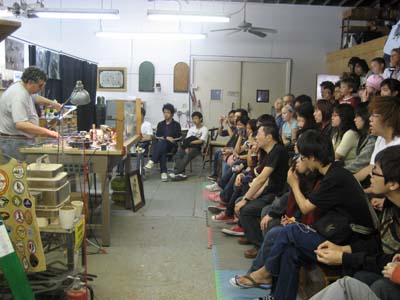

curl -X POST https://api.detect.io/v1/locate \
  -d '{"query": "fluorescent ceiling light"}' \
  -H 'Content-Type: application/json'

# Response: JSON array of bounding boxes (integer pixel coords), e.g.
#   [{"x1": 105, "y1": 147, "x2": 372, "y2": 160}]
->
[
  {"x1": 96, "y1": 32, "x2": 207, "y2": 40},
  {"x1": 30, "y1": 8, "x2": 119, "y2": 20},
  {"x1": 147, "y1": 9, "x2": 229, "y2": 23}
]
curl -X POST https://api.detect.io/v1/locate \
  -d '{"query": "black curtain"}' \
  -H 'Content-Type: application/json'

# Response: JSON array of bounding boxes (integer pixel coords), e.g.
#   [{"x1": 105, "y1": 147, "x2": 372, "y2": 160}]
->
[{"x1": 29, "y1": 47, "x2": 98, "y2": 132}]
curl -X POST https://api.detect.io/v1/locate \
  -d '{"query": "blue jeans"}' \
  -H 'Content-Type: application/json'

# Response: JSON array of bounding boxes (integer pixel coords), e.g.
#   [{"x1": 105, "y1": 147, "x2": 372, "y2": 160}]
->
[
  {"x1": 0, "y1": 137, "x2": 35, "y2": 161},
  {"x1": 265, "y1": 223, "x2": 326, "y2": 300},
  {"x1": 248, "y1": 225, "x2": 284, "y2": 274},
  {"x1": 212, "y1": 150, "x2": 222, "y2": 176},
  {"x1": 152, "y1": 139, "x2": 175, "y2": 173}
]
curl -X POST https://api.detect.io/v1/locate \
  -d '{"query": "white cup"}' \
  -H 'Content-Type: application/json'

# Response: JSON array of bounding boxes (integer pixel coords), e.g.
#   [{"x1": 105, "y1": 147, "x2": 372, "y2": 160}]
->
[
  {"x1": 71, "y1": 201, "x2": 84, "y2": 218},
  {"x1": 59, "y1": 206, "x2": 76, "y2": 229}
]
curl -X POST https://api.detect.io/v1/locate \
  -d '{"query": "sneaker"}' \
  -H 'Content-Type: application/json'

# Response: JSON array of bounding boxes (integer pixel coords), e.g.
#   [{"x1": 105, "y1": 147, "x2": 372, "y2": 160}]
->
[
  {"x1": 225, "y1": 217, "x2": 239, "y2": 225},
  {"x1": 168, "y1": 173, "x2": 176, "y2": 179},
  {"x1": 145, "y1": 160, "x2": 154, "y2": 170},
  {"x1": 161, "y1": 172, "x2": 168, "y2": 181},
  {"x1": 207, "y1": 174, "x2": 218, "y2": 182},
  {"x1": 254, "y1": 296, "x2": 274, "y2": 300},
  {"x1": 205, "y1": 182, "x2": 222, "y2": 192},
  {"x1": 221, "y1": 225, "x2": 245, "y2": 236},
  {"x1": 208, "y1": 192, "x2": 221, "y2": 202},
  {"x1": 211, "y1": 212, "x2": 234, "y2": 222},
  {"x1": 177, "y1": 173, "x2": 187, "y2": 180},
  {"x1": 207, "y1": 204, "x2": 226, "y2": 214}
]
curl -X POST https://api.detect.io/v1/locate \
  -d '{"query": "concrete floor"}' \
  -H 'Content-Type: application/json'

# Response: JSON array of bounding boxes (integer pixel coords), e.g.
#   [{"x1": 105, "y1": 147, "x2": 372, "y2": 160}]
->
[{"x1": 87, "y1": 162, "x2": 216, "y2": 300}]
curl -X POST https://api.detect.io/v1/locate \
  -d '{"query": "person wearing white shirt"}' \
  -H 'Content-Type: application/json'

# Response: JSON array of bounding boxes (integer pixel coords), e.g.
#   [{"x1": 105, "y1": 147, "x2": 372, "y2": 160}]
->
[
  {"x1": 169, "y1": 111, "x2": 208, "y2": 180},
  {"x1": 140, "y1": 108, "x2": 153, "y2": 143},
  {"x1": 354, "y1": 96, "x2": 400, "y2": 210},
  {"x1": 382, "y1": 48, "x2": 400, "y2": 81}
]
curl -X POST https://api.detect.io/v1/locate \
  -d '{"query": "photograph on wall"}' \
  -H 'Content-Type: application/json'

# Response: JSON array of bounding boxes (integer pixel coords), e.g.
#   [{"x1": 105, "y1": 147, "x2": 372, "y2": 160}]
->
[
  {"x1": 48, "y1": 52, "x2": 60, "y2": 80},
  {"x1": 316, "y1": 74, "x2": 340, "y2": 100},
  {"x1": 210, "y1": 89, "x2": 222, "y2": 101},
  {"x1": 256, "y1": 89, "x2": 269, "y2": 103},
  {"x1": 36, "y1": 47, "x2": 49, "y2": 74},
  {"x1": 97, "y1": 67, "x2": 127, "y2": 91},
  {"x1": 5, "y1": 39, "x2": 24, "y2": 72}
]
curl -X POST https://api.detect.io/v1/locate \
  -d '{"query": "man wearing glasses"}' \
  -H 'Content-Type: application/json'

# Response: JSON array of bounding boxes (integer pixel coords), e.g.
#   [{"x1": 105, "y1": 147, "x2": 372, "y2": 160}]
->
[
  {"x1": 0, "y1": 66, "x2": 61, "y2": 160},
  {"x1": 354, "y1": 96, "x2": 400, "y2": 210}
]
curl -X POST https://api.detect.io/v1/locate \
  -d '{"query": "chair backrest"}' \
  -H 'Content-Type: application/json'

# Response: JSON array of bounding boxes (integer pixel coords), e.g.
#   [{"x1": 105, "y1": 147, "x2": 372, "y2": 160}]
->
[{"x1": 202, "y1": 128, "x2": 218, "y2": 157}]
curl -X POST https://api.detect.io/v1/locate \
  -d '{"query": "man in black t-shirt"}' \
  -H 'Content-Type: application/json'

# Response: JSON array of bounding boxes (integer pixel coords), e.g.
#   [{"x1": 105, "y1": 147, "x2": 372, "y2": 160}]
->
[
  {"x1": 240, "y1": 130, "x2": 375, "y2": 300},
  {"x1": 233, "y1": 125, "x2": 289, "y2": 258}
]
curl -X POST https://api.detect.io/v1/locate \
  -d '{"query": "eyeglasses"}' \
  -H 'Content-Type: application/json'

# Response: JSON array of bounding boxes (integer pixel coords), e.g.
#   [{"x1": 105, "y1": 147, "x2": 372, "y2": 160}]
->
[{"x1": 371, "y1": 166, "x2": 384, "y2": 178}]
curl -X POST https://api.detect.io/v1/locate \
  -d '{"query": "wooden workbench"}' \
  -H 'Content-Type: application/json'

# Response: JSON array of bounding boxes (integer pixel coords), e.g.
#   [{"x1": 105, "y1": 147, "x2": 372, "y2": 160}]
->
[{"x1": 20, "y1": 135, "x2": 139, "y2": 246}]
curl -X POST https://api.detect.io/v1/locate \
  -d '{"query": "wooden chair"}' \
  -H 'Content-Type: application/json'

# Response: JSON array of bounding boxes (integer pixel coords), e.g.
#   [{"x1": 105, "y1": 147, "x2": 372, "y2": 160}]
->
[{"x1": 298, "y1": 263, "x2": 342, "y2": 299}]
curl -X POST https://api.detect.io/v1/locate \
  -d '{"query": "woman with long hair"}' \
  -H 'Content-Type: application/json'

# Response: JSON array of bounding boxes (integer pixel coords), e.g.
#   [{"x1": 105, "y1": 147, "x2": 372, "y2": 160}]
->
[
  {"x1": 331, "y1": 104, "x2": 359, "y2": 165},
  {"x1": 314, "y1": 99, "x2": 333, "y2": 138}
]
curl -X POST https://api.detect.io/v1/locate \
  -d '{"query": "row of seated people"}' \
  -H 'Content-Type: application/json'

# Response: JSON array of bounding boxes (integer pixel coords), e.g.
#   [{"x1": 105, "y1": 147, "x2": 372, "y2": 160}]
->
[
  {"x1": 142, "y1": 103, "x2": 208, "y2": 181},
  {"x1": 204, "y1": 94, "x2": 400, "y2": 300}
]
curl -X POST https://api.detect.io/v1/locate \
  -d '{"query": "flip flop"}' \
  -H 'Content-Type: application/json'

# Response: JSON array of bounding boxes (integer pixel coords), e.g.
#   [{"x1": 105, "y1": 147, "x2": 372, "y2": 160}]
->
[{"x1": 229, "y1": 275, "x2": 271, "y2": 290}]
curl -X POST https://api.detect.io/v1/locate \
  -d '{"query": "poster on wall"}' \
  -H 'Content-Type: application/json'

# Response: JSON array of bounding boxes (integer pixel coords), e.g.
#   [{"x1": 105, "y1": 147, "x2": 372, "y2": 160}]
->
[
  {"x1": 48, "y1": 52, "x2": 60, "y2": 80},
  {"x1": 97, "y1": 67, "x2": 127, "y2": 91},
  {"x1": 35, "y1": 47, "x2": 49, "y2": 75},
  {"x1": 316, "y1": 74, "x2": 340, "y2": 100},
  {"x1": 5, "y1": 39, "x2": 24, "y2": 72}
]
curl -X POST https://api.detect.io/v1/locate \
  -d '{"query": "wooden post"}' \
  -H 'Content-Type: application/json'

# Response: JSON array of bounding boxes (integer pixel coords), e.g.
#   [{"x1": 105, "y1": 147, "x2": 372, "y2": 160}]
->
[
  {"x1": 136, "y1": 98, "x2": 142, "y2": 136},
  {"x1": 115, "y1": 101, "x2": 124, "y2": 151}
]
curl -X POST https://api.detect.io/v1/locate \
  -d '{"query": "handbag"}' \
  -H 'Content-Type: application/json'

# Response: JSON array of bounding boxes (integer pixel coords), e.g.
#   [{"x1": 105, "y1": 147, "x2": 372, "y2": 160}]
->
[{"x1": 312, "y1": 210, "x2": 353, "y2": 245}]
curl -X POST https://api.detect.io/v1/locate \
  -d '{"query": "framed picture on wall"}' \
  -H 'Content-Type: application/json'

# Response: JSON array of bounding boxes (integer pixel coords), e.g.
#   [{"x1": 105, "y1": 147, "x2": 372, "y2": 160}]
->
[
  {"x1": 256, "y1": 89, "x2": 269, "y2": 103},
  {"x1": 97, "y1": 67, "x2": 127, "y2": 91},
  {"x1": 127, "y1": 170, "x2": 145, "y2": 212}
]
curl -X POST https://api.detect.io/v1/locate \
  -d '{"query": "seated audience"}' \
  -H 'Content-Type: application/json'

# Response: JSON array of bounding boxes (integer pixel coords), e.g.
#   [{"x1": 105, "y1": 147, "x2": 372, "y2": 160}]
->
[
  {"x1": 354, "y1": 59, "x2": 370, "y2": 86},
  {"x1": 331, "y1": 104, "x2": 359, "y2": 166},
  {"x1": 207, "y1": 109, "x2": 248, "y2": 184},
  {"x1": 293, "y1": 94, "x2": 312, "y2": 109},
  {"x1": 281, "y1": 104, "x2": 298, "y2": 148},
  {"x1": 232, "y1": 125, "x2": 289, "y2": 258},
  {"x1": 218, "y1": 109, "x2": 236, "y2": 137},
  {"x1": 334, "y1": 80, "x2": 343, "y2": 102},
  {"x1": 314, "y1": 145, "x2": 400, "y2": 300},
  {"x1": 169, "y1": 112, "x2": 208, "y2": 180},
  {"x1": 339, "y1": 77, "x2": 359, "y2": 109},
  {"x1": 319, "y1": 81, "x2": 335, "y2": 104},
  {"x1": 237, "y1": 130, "x2": 376, "y2": 300},
  {"x1": 136, "y1": 108, "x2": 153, "y2": 173},
  {"x1": 370, "y1": 57, "x2": 385, "y2": 77},
  {"x1": 383, "y1": 48, "x2": 400, "y2": 81},
  {"x1": 296, "y1": 102, "x2": 317, "y2": 132},
  {"x1": 273, "y1": 99, "x2": 284, "y2": 130},
  {"x1": 380, "y1": 78, "x2": 400, "y2": 97},
  {"x1": 145, "y1": 103, "x2": 182, "y2": 181},
  {"x1": 360, "y1": 74, "x2": 384, "y2": 103},
  {"x1": 282, "y1": 94, "x2": 295, "y2": 107},
  {"x1": 314, "y1": 99, "x2": 333, "y2": 138},
  {"x1": 345, "y1": 105, "x2": 377, "y2": 176},
  {"x1": 355, "y1": 97, "x2": 400, "y2": 185},
  {"x1": 348, "y1": 56, "x2": 361, "y2": 74}
]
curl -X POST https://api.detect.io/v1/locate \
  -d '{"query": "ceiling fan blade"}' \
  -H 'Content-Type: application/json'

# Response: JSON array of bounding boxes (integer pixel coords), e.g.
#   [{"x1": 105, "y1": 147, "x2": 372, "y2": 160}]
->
[
  {"x1": 210, "y1": 28, "x2": 239, "y2": 32},
  {"x1": 227, "y1": 29, "x2": 242, "y2": 36},
  {"x1": 250, "y1": 27, "x2": 278, "y2": 34},
  {"x1": 248, "y1": 30, "x2": 266, "y2": 38}
]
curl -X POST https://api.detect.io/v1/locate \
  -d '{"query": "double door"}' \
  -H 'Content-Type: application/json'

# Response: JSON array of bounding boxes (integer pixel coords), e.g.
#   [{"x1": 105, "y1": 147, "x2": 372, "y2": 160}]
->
[{"x1": 191, "y1": 56, "x2": 291, "y2": 128}]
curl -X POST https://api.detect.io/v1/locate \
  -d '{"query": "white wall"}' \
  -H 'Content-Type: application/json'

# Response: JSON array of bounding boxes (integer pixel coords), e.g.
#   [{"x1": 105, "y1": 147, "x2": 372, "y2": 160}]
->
[{"x1": 4, "y1": 0, "x2": 344, "y2": 125}]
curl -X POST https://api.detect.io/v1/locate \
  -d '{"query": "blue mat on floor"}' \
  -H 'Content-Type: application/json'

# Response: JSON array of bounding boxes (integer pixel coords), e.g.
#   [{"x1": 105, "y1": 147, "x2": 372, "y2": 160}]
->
[{"x1": 215, "y1": 269, "x2": 270, "y2": 300}]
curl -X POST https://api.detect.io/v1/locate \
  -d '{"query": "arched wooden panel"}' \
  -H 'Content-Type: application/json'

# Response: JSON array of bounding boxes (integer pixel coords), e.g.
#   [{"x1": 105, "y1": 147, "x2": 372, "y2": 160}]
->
[
  {"x1": 174, "y1": 62, "x2": 189, "y2": 93},
  {"x1": 139, "y1": 61, "x2": 155, "y2": 92}
]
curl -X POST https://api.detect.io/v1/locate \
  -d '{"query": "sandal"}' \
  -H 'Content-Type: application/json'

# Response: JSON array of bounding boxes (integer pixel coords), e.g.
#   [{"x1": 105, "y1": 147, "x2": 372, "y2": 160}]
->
[{"x1": 229, "y1": 274, "x2": 271, "y2": 290}]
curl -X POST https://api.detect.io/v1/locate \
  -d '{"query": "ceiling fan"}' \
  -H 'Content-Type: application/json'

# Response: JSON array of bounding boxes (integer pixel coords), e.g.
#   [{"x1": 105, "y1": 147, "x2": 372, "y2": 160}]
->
[{"x1": 210, "y1": 0, "x2": 277, "y2": 38}]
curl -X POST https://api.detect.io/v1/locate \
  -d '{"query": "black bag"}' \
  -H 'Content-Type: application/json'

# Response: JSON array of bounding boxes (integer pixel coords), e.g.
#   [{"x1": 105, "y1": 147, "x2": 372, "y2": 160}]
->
[{"x1": 312, "y1": 210, "x2": 353, "y2": 245}]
